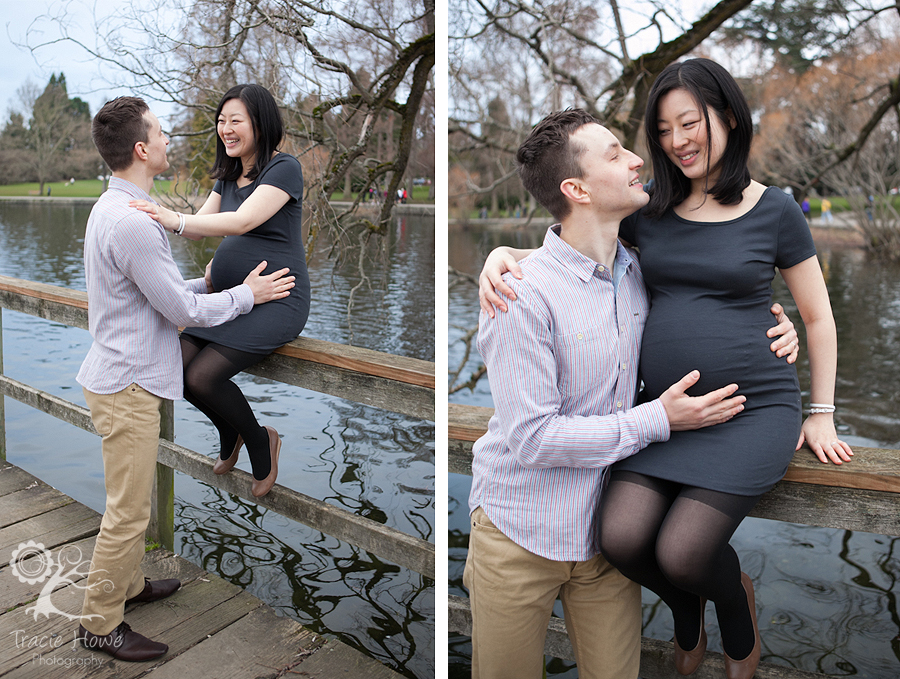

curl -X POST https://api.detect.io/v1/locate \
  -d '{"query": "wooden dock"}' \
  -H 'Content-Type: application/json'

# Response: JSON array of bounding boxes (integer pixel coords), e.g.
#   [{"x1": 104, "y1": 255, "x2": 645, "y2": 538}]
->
[{"x1": 0, "y1": 460, "x2": 403, "y2": 679}]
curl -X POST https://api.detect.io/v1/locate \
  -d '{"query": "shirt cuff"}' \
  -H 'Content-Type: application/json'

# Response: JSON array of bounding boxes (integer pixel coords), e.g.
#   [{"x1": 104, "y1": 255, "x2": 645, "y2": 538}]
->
[
  {"x1": 631, "y1": 399, "x2": 671, "y2": 447},
  {"x1": 187, "y1": 277, "x2": 208, "y2": 295},
  {"x1": 233, "y1": 283, "x2": 255, "y2": 314}
]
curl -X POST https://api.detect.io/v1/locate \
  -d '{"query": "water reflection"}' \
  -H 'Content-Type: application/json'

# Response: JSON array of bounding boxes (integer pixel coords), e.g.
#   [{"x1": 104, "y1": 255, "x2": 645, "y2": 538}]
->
[
  {"x1": 0, "y1": 201, "x2": 93, "y2": 287},
  {"x1": 0, "y1": 201, "x2": 434, "y2": 679},
  {"x1": 449, "y1": 223, "x2": 900, "y2": 678},
  {"x1": 177, "y1": 490, "x2": 434, "y2": 676},
  {"x1": 779, "y1": 247, "x2": 900, "y2": 447},
  {"x1": 168, "y1": 212, "x2": 436, "y2": 361}
]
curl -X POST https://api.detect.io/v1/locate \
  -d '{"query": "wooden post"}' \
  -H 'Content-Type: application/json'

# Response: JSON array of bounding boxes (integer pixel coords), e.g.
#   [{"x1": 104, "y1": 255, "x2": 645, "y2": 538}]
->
[
  {"x1": 0, "y1": 309, "x2": 5, "y2": 462},
  {"x1": 149, "y1": 398, "x2": 175, "y2": 550}
]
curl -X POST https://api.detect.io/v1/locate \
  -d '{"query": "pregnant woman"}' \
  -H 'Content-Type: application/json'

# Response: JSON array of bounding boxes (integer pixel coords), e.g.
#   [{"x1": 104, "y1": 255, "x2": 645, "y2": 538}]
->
[
  {"x1": 132, "y1": 84, "x2": 310, "y2": 498},
  {"x1": 479, "y1": 59, "x2": 852, "y2": 679}
]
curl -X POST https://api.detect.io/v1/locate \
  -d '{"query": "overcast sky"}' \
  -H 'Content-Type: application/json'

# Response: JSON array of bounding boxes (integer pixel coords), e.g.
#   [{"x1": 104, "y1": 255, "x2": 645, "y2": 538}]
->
[{"x1": 1, "y1": 0, "x2": 178, "y2": 128}]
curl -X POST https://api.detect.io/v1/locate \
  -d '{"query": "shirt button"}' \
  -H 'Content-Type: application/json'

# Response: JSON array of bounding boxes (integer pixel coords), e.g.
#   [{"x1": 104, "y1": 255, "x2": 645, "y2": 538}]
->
[
  {"x1": 598, "y1": 265, "x2": 605, "y2": 273},
  {"x1": 616, "y1": 401, "x2": 623, "y2": 409},
  {"x1": 576, "y1": 333, "x2": 583, "y2": 340},
  {"x1": 621, "y1": 363, "x2": 627, "y2": 370}
]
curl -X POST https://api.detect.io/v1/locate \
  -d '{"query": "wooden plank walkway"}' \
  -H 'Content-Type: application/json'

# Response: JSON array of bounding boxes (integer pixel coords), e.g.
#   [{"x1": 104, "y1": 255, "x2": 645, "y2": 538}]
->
[{"x1": 0, "y1": 461, "x2": 403, "y2": 679}]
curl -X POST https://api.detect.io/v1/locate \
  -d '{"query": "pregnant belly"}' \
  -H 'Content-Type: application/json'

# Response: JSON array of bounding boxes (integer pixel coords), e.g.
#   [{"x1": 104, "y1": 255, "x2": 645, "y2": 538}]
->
[
  {"x1": 210, "y1": 236, "x2": 295, "y2": 291},
  {"x1": 639, "y1": 316, "x2": 789, "y2": 400}
]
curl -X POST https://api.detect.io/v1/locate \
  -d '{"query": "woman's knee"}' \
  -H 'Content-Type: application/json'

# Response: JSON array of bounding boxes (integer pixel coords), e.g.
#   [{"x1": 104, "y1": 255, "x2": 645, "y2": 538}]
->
[
  {"x1": 598, "y1": 520, "x2": 652, "y2": 569},
  {"x1": 183, "y1": 363, "x2": 215, "y2": 401},
  {"x1": 655, "y1": 536, "x2": 718, "y2": 594},
  {"x1": 656, "y1": 549, "x2": 694, "y2": 590}
]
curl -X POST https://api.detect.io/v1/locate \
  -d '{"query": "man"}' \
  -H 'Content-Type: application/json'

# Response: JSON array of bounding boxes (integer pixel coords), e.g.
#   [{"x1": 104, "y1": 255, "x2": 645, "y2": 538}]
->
[
  {"x1": 75, "y1": 97, "x2": 295, "y2": 661},
  {"x1": 464, "y1": 109, "x2": 756, "y2": 679}
]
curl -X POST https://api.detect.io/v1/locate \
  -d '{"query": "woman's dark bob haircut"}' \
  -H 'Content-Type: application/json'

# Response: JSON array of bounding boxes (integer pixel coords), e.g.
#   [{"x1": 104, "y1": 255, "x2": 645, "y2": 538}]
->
[
  {"x1": 210, "y1": 84, "x2": 284, "y2": 183},
  {"x1": 644, "y1": 58, "x2": 752, "y2": 218}
]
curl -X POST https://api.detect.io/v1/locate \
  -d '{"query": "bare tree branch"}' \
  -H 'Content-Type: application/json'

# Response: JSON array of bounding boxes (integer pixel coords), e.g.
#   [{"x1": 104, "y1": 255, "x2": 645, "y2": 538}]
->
[
  {"x1": 800, "y1": 68, "x2": 900, "y2": 195},
  {"x1": 25, "y1": 0, "x2": 435, "y2": 261}
]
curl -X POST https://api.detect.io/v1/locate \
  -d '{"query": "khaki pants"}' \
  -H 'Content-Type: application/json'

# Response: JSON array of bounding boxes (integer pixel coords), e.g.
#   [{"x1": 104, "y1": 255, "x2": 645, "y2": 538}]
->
[
  {"x1": 463, "y1": 507, "x2": 641, "y2": 679},
  {"x1": 80, "y1": 385, "x2": 161, "y2": 635}
]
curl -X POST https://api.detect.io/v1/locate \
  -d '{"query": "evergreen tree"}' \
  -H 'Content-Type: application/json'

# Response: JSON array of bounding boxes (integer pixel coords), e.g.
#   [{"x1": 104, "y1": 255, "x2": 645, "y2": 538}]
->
[
  {"x1": 0, "y1": 73, "x2": 101, "y2": 190},
  {"x1": 0, "y1": 112, "x2": 31, "y2": 184}
]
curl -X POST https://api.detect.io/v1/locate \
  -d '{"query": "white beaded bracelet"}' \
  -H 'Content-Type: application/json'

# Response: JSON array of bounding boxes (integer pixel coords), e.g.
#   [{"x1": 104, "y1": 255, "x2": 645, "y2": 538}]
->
[
  {"x1": 808, "y1": 402, "x2": 835, "y2": 414},
  {"x1": 174, "y1": 212, "x2": 185, "y2": 236}
]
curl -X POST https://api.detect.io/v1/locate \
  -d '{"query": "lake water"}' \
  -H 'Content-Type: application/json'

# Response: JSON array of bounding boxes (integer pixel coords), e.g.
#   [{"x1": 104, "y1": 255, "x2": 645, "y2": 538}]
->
[
  {"x1": 448, "y1": 223, "x2": 900, "y2": 678},
  {"x1": 0, "y1": 199, "x2": 435, "y2": 679}
]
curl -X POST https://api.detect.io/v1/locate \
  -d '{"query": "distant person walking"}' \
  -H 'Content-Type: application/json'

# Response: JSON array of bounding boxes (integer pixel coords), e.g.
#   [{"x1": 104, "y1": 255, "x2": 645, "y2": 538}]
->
[
  {"x1": 801, "y1": 197, "x2": 811, "y2": 222},
  {"x1": 821, "y1": 197, "x2": 834, "y2": 224}
]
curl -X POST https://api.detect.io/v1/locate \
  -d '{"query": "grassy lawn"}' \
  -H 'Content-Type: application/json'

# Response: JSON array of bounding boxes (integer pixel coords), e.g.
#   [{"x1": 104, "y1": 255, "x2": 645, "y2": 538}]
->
[
  {"x1": 0, "y1": 179, "x2": 179, "y2": 199},
  {"x1": 330, "y1": 184, "x2": 434, "y2": 203},
  {"x1": 463, "y1": 195, "x2": 900, "y2": 220},
  {"x1": 0, "y1": 179, "x2": 106, "y2": 197},
  {"x1": 807, "y1": 195, "x2": 900, "y2": 216},
  {"x1": 2, "y1": 179, "x2": 435, "y2": 204}
]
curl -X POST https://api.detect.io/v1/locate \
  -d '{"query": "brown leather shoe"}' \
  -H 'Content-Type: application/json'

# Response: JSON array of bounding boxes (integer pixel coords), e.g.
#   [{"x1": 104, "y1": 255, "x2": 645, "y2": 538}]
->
[
  {"x1": 673, "y1": 597, "x2": 707, "y2": 675},
  {"x1": 213, "y1": 435, "x2": 243, "y2": 475},
  {"x1": 251, "y1": 426, "x2": 281, "y2": 497},
  {"x1": 724, "y1": 572, "x2": 761, "y2": 679},
  {"x1": 78, "y1": 621, "x2": 167, "y2": 661},
  {"x1": 125, "y1": 577, "x2": 181, "y2": 605}
]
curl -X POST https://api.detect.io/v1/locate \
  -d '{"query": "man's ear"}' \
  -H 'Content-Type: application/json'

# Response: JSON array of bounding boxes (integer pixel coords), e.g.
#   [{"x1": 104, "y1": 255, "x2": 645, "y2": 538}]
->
[
  {"x1": 560, "y1": 178, "x2": 589, "y2": 205},
  {"x1": 133, "y1": 141, "x2": 149, "y2": 162}
]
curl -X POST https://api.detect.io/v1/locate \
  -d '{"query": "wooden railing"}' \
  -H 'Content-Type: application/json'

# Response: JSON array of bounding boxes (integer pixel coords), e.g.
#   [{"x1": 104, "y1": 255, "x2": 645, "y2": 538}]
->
[
  {"x1": 0, "y1": 275, "x2": 435, "y2": 581},
  {"x1": 449, "y1": 402, "x2": 900, "y2": 679}
]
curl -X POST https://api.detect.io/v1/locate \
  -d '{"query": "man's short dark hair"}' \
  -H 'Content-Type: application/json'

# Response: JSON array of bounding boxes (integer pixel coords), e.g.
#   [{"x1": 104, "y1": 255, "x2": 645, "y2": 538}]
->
[
  {"x1": 92, "y1": 97, "x2": 151, "y2": 171},
  {"x1": 516, "y1": 109, "x2": 599, "y2": 221}
]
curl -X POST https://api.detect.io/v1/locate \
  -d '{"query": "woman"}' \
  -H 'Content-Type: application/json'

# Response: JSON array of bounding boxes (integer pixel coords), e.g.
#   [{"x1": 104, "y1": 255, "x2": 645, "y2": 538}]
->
[
  {"x1": 479, "y1": 59, "x2": 852, "y2": 678},
  {"x1": 131, "y1": 84, "x2": 311, "y2": 498}
]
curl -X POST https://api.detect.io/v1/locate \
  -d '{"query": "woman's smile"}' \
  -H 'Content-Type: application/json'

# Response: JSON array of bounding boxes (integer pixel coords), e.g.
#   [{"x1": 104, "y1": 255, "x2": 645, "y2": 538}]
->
[{"x1": 217, "y1": 98, "x2": 257, "y2": 165}]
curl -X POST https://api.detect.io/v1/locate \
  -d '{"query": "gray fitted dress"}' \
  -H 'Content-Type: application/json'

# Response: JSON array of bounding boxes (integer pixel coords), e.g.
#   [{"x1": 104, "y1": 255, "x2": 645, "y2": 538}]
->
[
  {"x1": 182, "y1": 153, "x2": 311, "y2": 354},
  {"x1": 612, "y1": 187, "x2": 817, "y2": 495}
]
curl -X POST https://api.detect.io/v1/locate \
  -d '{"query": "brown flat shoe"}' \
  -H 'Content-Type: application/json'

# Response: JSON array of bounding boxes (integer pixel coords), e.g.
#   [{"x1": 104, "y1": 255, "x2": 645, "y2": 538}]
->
[
  {"x1": 674, "y1": 597, "x2": 707, "y2": 675},
  {"x1": 251, "y1": 426, "x2": 281, "y2": 497},
  {"x1": 724, "y1": 572, "x2": 761, "y2": 679},
  {"x1": 125, "y1": 577, "x2": 181, "y2": 605},
  {"x1": 79, "y1": 621, "x2": 167, "y2": 662},
  {"x1": 213, "y1": 435, "x2": 243, "y2": 475}
]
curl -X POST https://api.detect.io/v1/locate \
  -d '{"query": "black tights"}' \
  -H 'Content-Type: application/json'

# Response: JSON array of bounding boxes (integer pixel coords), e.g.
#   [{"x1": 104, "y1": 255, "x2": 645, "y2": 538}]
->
[
  {"x1": 180, "y1": 335, "x2": 272, "y2": 480},
  {"x1": 598, "y1": 471, "x2": 762, "y2": 660}
]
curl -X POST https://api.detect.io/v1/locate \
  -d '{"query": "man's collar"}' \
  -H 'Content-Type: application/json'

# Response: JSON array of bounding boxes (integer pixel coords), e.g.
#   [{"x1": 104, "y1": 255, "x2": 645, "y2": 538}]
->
[
  {"x1": 544, "y1": 225, "x2": 632, "y2": 282},
  {"x1": 107, "y1": 176, "x2": 154, "y2": 203}
]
